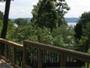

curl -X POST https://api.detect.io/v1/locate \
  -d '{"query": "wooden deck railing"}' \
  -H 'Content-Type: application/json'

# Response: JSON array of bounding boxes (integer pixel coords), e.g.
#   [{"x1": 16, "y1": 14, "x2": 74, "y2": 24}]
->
[
  {"x1": 0, "y1": 38, "x2": 23, "y2": 68},
  {"x1": 0, "y1": 38, "x2": 90, "y2": 68}
]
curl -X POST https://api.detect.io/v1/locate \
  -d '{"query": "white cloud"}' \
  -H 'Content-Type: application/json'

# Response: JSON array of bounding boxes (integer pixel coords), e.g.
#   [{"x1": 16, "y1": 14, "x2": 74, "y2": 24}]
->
[
  {"x1": 65, "y1": 0, "x2": 90, "y2": 17},
  {"x1": 9, "y1": 0, "x2": 38, "y2": 18},
  {"x1": 0, "y1": 0, "x2": 90, "y2": 18},
  {"x1": 0, "y1": 0, "x2": 38, "y2": 18},
  {"x1": 0, "y1": 3, "x2": 5, "y2": 12}
]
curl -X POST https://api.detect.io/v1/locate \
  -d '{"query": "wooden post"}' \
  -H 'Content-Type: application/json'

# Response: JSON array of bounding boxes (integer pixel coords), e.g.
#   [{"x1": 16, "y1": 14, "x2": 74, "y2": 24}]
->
[
  {"x1": 60, "y1": 53, "x2": 66, "y2": 68},
  {"x1": 22, "y1": 41, "x2": 27, "y2": 68},
  {"x1": 37, "y1": 48, "x2": 43, "y2": 68}
]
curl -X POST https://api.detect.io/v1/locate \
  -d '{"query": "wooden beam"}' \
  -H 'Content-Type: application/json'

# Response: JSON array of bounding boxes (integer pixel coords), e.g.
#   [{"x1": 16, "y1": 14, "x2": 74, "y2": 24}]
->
[{"x1": 0, "y1": 38, "x2": 23, "y2": 48}]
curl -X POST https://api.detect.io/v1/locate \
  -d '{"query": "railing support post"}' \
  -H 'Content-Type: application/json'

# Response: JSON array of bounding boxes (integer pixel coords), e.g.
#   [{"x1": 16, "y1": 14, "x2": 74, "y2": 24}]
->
[
  {"x1": 60, "y1": 53, "x2": 66, "y2": 68},
  {"x1": 37, "y1": 48, "x2": 43, "y2": 68},
  {"x1": 22, "y1": 41, "x2": 27, "y2": 68}
]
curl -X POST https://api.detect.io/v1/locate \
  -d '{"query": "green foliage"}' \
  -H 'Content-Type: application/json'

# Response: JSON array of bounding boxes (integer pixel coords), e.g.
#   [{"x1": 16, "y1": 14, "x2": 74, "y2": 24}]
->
[
  {"x1": 10, "y1": 22, "x2": 38, "y2": 43},
  {"x1": 36, "y1": 27, "x2": 53, "y2": 44},
  {"x1": 7, "y1": 20, "x2": 17, "y2": 40},
  {"x1": 10, "y1": 21, "x2": 75, "y2": 49},
  {"x1": 0, "y1": 11, "x2": 3, "y2": 31},
  {"x1": 14, "y1": 18, "x2": 29, "y2": 26},
  {"x1": 56, "y1": 0, "x2": 70, "y2": 16},
  {"x1": 79, "y1": 23, "x2": 90, "y2": 52},
  {"x1": 0, "y1": 20, "x2": 3, "y2": 31},
  {"x1": 31, "y1": 0, "x2": 69, "y2": 31},
  {"x1": 0, "y1": 11, "x2": 3, "y2": 20},
  {"x1": 0, "y1": 11, "x2": 15, "y2": 39},
  {"x1": 0, "y1": 19, "x2": 16, "y2": 39},
  {"x1": 75, "y1": 12, "x2": 90, "y2": 40},
  {"x1": 32, "y1": 0, "x2": 57, "y2": 31},
  {"x1": 52, "y1": 24, "x2": 75, "y2": 48},
  {"x1": 1, "y1": 0, "x2": 75, "y2": 50},
  {"x1": 83, "y1": 22, "x2": 90, "y2": 40},
  {"x1": 75, "y1": 12, "x2": 90, "y2": 52},
  {"x1": 56, "y1": 0, "x2": 70, "y2": 26}
]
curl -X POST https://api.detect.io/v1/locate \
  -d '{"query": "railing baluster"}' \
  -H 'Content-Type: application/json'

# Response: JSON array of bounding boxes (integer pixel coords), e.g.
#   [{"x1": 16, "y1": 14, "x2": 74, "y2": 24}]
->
[
  {"x1": 86, "y1": 63, "x2": 89, "y2": 68},
  {"x1": 37, "y1": 48, "x2": 43, "y2": 68},
  {"x1": 11, "y1": 46, "x2": 15, "y2": 67},
  {"x1": 4, "y1": 44, "x2": 8, "y2": 58}
]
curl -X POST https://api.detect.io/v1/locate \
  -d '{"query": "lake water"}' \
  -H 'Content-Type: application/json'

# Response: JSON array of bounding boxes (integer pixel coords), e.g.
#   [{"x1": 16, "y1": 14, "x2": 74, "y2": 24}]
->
[{"x1": 67, "y1": 22, "x2": 77, "y2": 27}]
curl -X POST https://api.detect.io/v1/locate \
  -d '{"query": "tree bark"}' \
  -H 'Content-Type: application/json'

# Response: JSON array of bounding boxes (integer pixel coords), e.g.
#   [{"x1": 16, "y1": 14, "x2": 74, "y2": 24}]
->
[
  {"x1": 0, "y1": 0, "x2": 11, "y2": 56},
  {"x1": 1, "y1": 0, "x2": 11, "y2": 39}
]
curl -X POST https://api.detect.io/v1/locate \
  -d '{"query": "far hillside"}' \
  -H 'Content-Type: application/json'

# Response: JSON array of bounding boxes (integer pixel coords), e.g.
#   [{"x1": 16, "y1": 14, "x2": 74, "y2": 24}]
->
[
  {"x1": 11, "y1": 17, "x2": 79, "y2": 23},
  {"x1": 65, "y1": 17, "x2": 79, "y2": 23}
]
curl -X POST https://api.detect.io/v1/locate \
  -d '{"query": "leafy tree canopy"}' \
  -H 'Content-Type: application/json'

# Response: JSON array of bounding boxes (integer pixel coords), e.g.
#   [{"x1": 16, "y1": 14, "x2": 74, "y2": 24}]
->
[
  {"x1": 75, "y1": 12, "x2": 90, "y2": 52},
  {"x1": 14, "y1": 18, "x2": 29, "y2": 26},
  {"x1": 31, "y1": 0, "x2": 69, "y2": 31},
  {"x1": 75, "y1": 12, "x2": 90, "y2": 40}
]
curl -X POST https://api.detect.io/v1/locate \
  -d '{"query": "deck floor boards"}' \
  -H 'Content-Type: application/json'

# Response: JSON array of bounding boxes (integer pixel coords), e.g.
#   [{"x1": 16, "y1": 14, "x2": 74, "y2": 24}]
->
[
  {"x1": 0, "y1": 59, "x2": 13, "y2": 68},
  {"x1": 0, "y1": 63, "x2": 13, "y2": 68}
]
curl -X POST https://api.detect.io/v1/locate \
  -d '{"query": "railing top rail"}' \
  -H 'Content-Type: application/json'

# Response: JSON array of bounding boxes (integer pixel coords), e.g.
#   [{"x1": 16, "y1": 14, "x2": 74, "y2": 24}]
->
[
  {"x1": 0, "y1": 38, "x2": 23, "y2": 48},
  {"x1": 24, "y1": 40, "x2": 90, "y2": 62}
]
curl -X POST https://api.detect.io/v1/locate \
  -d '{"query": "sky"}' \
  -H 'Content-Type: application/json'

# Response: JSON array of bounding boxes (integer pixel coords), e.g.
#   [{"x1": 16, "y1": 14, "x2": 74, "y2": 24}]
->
[{"x1": 0, "y1": 0, "x2": 90, "y2": 18}]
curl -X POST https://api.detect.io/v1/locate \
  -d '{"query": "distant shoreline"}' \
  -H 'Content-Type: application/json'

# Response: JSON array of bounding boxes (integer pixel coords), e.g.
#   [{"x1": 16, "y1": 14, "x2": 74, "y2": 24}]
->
[
  {"x1": 65, "y1": 17, "x2": 79, "y2": 23},
  {"x1": 67, "y1": 22, "x2": 77, "y2": 26},
  {"x1": 65, "y1": 17, "x2": 78, "y2": 26}
]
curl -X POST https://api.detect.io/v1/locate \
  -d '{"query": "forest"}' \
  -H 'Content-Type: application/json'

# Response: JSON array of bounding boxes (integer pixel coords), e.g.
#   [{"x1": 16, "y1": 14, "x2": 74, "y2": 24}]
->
[{"x1": 0, "y1": 0, "x2": 90, "y2": 54}]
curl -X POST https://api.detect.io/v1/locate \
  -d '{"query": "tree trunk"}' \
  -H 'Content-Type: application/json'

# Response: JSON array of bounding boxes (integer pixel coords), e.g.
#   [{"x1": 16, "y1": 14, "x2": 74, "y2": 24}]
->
[
  {"x1": 0, "y1": 0, "x2": 11, "y2": 56},
  {"x1": 1, "y1": 0, "x2": 11, "y2": 38}
]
